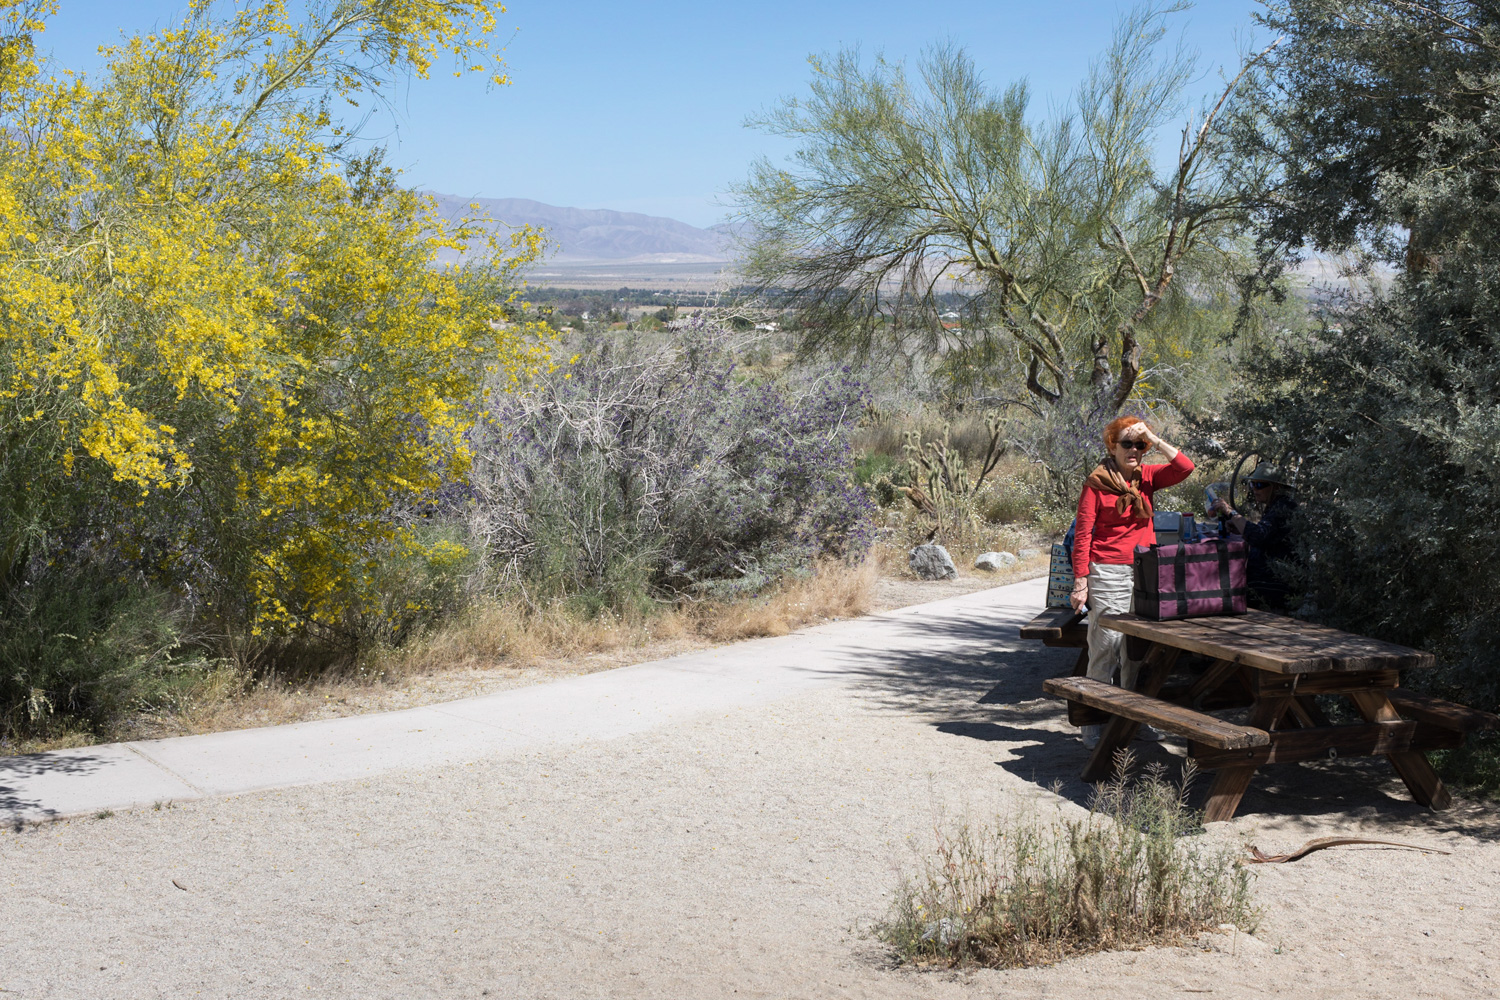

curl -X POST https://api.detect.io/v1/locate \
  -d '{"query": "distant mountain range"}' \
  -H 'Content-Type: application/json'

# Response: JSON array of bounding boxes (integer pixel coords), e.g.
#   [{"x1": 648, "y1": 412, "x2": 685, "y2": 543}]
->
[{"x1": 425, "y1": 193, "x2": 737, "y2": 263}]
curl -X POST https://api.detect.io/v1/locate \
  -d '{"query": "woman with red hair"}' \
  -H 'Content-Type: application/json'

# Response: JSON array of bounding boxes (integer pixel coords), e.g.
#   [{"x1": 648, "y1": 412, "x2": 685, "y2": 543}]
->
[{"x1": 1069, "y1": 415, "x2": 1194, "y2": 747}]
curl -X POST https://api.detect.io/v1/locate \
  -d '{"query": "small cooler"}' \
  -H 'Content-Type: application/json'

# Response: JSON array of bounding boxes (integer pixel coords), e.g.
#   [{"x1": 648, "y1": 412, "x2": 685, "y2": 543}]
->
[{"x1": 1045, "y1": 543, "x2": 1075, "y2": 608}]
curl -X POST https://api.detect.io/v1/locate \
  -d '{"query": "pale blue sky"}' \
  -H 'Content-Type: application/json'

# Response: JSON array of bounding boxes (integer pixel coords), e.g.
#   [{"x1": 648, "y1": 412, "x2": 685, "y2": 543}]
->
[{"x1": 38, "y1": 1, "x2": 1266, "y2": 227}]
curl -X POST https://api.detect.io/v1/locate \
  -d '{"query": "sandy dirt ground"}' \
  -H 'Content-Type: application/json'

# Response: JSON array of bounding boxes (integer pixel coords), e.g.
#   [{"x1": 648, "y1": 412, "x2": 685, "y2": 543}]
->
[{"x1": 2, "y1": 599, "x2": 1496, "y2": 1000}]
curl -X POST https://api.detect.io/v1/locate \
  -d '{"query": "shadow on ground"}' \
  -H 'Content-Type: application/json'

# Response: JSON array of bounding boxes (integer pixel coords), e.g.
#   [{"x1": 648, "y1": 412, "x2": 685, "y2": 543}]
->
[
  {"x1": 0, "y1": 752, "x2": 102, "y2": 827},
  {"x1": 833, "y1": 603, "x2": 1500, "y2": 839}
]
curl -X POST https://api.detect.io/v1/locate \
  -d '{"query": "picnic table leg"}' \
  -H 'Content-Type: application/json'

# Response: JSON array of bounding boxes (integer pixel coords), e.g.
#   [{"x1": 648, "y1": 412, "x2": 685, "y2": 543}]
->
[
  {"x1": 1347, "y1": 690, "x2": 1453, "y2": 810},
  {"x1": 1202, "y1": 696, "x2": 1290, "y2": 823},
  {"x1": 1080, "y1": 643, "x2": 1181, "y2": 783},
  {"x1": 1203, "y1": 768, "x2": 1255, "y2": 823},
  {"x1": 1185, "y1": 659, "x2": 1240, "y2": 709}
]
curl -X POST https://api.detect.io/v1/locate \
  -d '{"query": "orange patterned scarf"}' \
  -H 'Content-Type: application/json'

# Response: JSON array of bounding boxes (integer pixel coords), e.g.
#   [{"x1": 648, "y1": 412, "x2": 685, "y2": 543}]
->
[{"x1": 1085, "y1": 457, "x2": 1151, "y2": 521}]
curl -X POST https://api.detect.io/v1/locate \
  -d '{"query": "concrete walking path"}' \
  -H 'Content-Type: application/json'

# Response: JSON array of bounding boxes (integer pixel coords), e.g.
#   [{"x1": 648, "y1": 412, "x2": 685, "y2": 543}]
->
[{"x1": 1, "y1": 576, "x2": 1048, "y2": 824}]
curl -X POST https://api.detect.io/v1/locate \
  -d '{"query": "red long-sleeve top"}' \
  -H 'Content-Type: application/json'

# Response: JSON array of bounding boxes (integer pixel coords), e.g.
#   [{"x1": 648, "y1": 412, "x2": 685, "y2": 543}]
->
[{"x1": 1072, "y1": 451, "x2": 1194, "y2": 577}]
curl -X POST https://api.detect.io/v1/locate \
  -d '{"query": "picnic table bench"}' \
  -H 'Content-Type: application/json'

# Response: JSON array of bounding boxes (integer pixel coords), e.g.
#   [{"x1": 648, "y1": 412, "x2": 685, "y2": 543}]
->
[
  {"x1": 1019, "y1": 605, "x2": 1088, "y2": 647},
  {"x1": 1028, "y1": 608, "x2": 1499, "y2": 821},
  {"x1": 1020, "y1": 606, "x2": 1088, "y2": 675}
]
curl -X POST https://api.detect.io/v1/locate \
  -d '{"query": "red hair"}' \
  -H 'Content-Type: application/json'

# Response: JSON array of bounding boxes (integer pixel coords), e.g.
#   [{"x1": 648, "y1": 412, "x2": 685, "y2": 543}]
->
[{"x1": 1104, "y1": 415, "x2": 1146, "y2": 451}]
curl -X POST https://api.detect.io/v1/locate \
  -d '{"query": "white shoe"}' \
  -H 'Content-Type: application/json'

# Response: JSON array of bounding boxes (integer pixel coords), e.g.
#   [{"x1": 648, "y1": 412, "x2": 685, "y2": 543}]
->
[
  {"x1": 1135, "y1": 724, "x2": 1167, "y2": 742},
  {"x1": 1080, "y1": 724, "x2": 1102, "y2": 749}
]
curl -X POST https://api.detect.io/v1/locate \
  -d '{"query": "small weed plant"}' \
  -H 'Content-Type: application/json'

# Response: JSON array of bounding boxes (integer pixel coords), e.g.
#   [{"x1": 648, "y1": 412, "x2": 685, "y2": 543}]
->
[{"x1": 880, "y1": 752, "x2": 1256, "y2": 968}]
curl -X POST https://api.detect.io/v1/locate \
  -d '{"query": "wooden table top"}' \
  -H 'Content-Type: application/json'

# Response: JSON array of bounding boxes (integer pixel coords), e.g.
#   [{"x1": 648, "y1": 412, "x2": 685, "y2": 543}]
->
[{"x1": 1096, "y1": 609, "x2": 1435, "y2": 674}]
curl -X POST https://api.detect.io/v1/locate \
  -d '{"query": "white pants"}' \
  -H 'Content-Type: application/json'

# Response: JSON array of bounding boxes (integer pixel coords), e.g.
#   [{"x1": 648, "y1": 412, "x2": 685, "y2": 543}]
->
[{"x1": 1085, "y1": 562, "x2": 1138, "y2": 690}]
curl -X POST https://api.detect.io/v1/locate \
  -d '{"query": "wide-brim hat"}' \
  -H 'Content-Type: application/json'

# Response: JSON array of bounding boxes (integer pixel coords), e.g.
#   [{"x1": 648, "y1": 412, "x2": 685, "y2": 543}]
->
[{"x1": 1246, "y1": 462, "x2": 1292, "y2": 488}]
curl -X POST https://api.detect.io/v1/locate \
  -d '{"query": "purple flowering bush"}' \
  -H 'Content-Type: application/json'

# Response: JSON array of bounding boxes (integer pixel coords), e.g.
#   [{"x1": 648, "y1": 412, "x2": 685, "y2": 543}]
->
[{"x1": 469, "y1": 326, "x2": 872, "y2": 611}]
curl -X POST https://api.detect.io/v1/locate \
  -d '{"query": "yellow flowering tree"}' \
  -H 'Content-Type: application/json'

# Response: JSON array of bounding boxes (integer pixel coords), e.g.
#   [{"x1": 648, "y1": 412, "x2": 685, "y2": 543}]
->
[{"x1": 0, "y1": 0, "x2": 546, "y2": 647}]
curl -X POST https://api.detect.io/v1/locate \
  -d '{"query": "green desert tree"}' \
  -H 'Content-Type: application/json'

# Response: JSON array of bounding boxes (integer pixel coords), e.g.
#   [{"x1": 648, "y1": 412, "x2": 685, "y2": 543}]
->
[
  {"x1": 1225, "y1": 0, "x2": 1500, "y2": 729},
  {"x1": 0, "y1": 0, "x2": 547, "y2": 735},
  {"x1": 733, "y1": 2, "x2": 1277, "y2": 427}
]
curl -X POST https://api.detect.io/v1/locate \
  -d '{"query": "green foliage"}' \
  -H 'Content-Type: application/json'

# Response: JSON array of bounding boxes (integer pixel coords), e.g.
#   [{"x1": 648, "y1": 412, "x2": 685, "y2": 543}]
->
[
  {"x1": 974, "y1": 470, "x2": 1049, "y2": 525},
  {"x1": 853, "y1": 450, "x2": 898, "y2": 487},
  {"x1": 515, "y1": 459, "x2": 662, "y2": 618},
  {"x1": 1230, "y1": 309, "x2": 1500, "y2": 714},
  {"x1": 1233, "y1": 0, "x2": 1484, "y2": 262},
  {"x1": 1226, "y1": 1, "x2": 1500, "y2": 724},
  {"x1": 1429, "y1": 734, "x2": 1500, "y2": 800},
  {"x1": 880, "y1": 753, "x2": 1254, "y2": 968},
  {"x1": 0, "y1": 560, "x2": 207, "y2": 739},
  {"x1": 352, "y1": 523, "x2": 480, "y2": 647},
  {"x1": 734, "y1": 3, "x2": 1274, "y2": 415}
]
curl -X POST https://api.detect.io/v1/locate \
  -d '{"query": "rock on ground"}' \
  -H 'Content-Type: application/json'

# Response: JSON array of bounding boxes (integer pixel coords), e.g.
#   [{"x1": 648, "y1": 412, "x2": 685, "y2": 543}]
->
[
  {"x1": 975, "y1": 551, "x2": 1018, "y2": 571},
  {"x1": 908, "y1": 543, "x2": 958, "y2": 580}
]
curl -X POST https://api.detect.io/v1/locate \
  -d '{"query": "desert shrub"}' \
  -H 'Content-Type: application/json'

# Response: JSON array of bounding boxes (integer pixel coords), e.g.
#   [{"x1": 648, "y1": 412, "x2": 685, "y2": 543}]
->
[
  {"x1": 853, "y1": 450, "x2": 898, "y2": 486},
  {"x1": 1429, "y1": 734, "x2": 1500, "y2": 799},
  {"x1": 0, "y1": 2, "x2": 549, "y2": 738},
  {"x1": 1219, "y1": 1, "x2": 1500, "y2": 733},
  {"x1": 0, "y1": 558, "x2": 208, "y2": 739},
  {"x1": 347, "y1": 521, "x2": 480, "y2": 648},
  {"x1": 880, "y1": 754, "x2": 1254, "y2": 968},
  {"x1": 947, "y1": 413, "x2": 1005, "y2": 463},
  {"x1": 469, "y1": 326, "x2": 873, "y2": 610},
  {"x1": 973, "y1": 467, "x2": 1049, "y2": 524},
  {"x1": 0, "y1": 4, "x2": 542, "y2": 662},
  {"x1": 850, "y1": 409, "x2": 913, "y2": 459},
  {"x1": 1228, "y1": 311, "x2": 1500, "y2": 717}
]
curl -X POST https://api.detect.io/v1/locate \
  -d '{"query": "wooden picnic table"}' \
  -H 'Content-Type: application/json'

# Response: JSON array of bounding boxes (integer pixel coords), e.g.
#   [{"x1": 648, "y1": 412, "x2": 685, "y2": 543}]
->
[{"x1": 1039, "y1": 609, "x2": 1500, "y2": 822}]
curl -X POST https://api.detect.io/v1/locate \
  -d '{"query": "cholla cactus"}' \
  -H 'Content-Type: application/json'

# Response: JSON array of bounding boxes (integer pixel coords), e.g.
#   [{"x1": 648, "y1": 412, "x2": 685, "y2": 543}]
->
[{"x1": 897, "y1": 413, "x2": 1009, "y2": 538}]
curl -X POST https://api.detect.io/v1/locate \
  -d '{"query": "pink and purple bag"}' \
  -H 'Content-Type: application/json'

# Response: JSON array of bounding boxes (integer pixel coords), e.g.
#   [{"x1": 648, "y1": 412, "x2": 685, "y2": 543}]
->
[{"x1": 1132, "y1": 539, "x2": 1248, "y2": 620}]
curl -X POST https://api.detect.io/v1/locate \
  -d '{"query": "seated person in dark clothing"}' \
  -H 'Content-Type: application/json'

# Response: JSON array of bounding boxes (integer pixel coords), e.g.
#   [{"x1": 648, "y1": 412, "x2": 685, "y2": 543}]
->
[{"x1": 1209, "y1": 463, "x2": 1298, "y2": 611}]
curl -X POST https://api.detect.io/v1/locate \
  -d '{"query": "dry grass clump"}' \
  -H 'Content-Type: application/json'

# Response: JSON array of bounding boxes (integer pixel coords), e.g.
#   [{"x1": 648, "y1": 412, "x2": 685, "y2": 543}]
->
[
  {"x1": 373, "y1": 597, "x2": 685, "y2": 678},
  {"x1": 879, "y1": 752, "x2": 1256, "y2": 968},
  {"x1": 696, "y1": 557, "x2": 876, "y2": 641},
  {"x1": 374, "y1": 557, "x2": 877, "y2": 671},
  {"x1": 851, "y1": 408, "x2": 1000, "y2": 465},
  {"x1": 82, "y1": 558, "x2": 882, "y2": 745}
]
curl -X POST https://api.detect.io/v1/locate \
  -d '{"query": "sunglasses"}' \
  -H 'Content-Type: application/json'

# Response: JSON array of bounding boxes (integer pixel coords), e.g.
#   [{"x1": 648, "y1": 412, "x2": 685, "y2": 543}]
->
[
  {"x1": 1250, "y1": 480, "x2": 1272, "y2": 489},
  {"x1": 1119, "y1": 440, "x2": 1149, "y2": 451}
]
